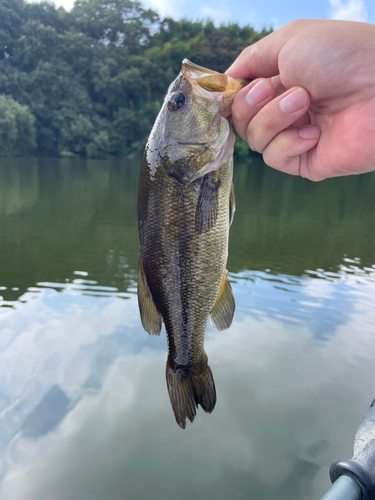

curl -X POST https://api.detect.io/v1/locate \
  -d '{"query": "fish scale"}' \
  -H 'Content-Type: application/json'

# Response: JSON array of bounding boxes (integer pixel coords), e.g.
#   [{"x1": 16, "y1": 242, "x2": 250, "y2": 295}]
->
[{"x1": 141, "y1": 161, "x2": 230, "y2": 360}]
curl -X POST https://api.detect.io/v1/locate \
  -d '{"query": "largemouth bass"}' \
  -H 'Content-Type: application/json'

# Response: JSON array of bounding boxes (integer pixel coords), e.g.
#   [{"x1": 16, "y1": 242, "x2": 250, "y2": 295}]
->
[{"x1": 137, "y1": 59, "x2": 248, "y2": 428}]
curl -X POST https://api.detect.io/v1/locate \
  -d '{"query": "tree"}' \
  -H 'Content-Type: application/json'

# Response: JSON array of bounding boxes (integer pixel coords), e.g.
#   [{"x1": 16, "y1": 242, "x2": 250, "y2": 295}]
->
[
  {"x1": 0, "y1": 94, "x2": 36, "y2": 156},
  {"x1": 71, "y1": 0, "x2": 158, "y2": 53},
  {"x1": 0, "y1": 0, "x2": 23, "y2": 59},
  {"x1": 0, "y1": 0, "x2": 271, "y2": 158}
]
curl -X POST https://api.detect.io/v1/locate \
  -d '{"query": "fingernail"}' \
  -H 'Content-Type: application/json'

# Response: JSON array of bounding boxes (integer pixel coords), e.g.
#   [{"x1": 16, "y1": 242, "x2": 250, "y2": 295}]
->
[
  {"x1": 299, "y1": 126, "x2": 320, "y2": 140},
  {"x1": 279, "y1": 89, "x2": 307, "y2": 114},
  {"x1": 246, "y1": 80, "x2": 271, "y2": 106}
]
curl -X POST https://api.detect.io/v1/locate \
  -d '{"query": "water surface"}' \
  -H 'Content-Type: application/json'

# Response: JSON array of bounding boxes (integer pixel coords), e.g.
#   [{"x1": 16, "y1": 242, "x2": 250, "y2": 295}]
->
[{"x1": 0, "y1": 157, "x2": 374, "y2": 500}]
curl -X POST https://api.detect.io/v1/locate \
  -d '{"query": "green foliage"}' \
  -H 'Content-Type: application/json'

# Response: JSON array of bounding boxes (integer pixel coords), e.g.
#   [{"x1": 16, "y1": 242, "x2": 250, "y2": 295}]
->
[
  {"x1": 72, "y1": 0, "x2": 158, "y2": 49},
  {"x1": 0, "y1": 93, "x2": 36, "y2": 156},
  {"x1": 0, "y1": 0, "x2": 24, "y2": 59},
  {"x1": 0, "y1": 0, "x2": 272, "y2": 158}
]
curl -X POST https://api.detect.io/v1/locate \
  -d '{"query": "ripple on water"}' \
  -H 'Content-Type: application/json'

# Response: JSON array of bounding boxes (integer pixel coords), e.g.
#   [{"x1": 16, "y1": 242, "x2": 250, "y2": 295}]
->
[
  {"x1": 230, "y1": 258, "x2": 375, "y2": 339},
  {"x1": 0, "y1": 271, "x2": 134, "y2": 312}
]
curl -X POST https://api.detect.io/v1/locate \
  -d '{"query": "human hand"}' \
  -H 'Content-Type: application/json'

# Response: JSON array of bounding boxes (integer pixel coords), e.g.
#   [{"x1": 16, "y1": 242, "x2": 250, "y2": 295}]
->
[{"x1": 227, "y1": 19, "x2": 375, "y2": 181}]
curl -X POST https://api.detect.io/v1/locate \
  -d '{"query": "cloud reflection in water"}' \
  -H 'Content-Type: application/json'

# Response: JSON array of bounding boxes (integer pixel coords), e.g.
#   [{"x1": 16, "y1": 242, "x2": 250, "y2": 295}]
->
[{"x1": 0, "y1": 264, "x2": 375, "y2": 499}]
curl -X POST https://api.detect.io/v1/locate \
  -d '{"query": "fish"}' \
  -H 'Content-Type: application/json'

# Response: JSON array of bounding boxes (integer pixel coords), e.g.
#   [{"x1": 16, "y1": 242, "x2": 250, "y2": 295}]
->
[{"x1": 137, "y1": 59, "x2": 249, "y2": 428}]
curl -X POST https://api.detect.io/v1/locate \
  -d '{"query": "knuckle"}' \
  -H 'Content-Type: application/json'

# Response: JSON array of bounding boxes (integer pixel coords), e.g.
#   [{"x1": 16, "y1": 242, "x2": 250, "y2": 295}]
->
[
  {"x1": 277, "y1": 130, "x2": 292, "y2": 152},
  {"x1": 284, "y1": 19, "x2": 304, "y2": 33},
  {"x1": 285, "y1": 19, "x2": 299, "y2": 30},
  {"x1": 245, "y1": 126, "x2": 258, "y2": 152},
  {"x1": 262, "y1": 148, "x2": 275, "y2": 168},
  {"x1": 258, "y1": 105, "x2": 274, "y2": 131},
  {"x1": 232, "y1": 94, "x2": 257, "y2": 142},
  {"x1": 263, "y1": 133, "x2": 290, "y2": 169},
  {"x1": 241, "y1": 45, "x2": 253, "y2": 59},
  {"x1": 263, "y1": 146, "x2": 291, "y2": 171},
  {"x1": 245, "y1": 109, "x2": 273, "y2": 153},
  {"x1": 232, "y1": 101, "x2": 249, "y2": 132}
]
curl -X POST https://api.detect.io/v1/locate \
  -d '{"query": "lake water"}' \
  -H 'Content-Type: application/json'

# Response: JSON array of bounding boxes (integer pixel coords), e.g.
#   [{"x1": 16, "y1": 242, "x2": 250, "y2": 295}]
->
[{"x1": 0, "y1": 156, "x2": 374, "y2": 500}]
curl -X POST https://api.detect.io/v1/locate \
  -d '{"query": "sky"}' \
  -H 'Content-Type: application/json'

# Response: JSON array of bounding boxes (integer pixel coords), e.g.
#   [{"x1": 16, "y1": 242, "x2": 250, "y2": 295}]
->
[{"x1": 29, "y1": 0, "x2": 375, "y2": 30}]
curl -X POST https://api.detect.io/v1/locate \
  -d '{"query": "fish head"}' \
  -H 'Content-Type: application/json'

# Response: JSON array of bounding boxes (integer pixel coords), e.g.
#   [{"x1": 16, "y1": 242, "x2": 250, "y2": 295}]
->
[{"x1": 146, "y1": 59, "x2": 249, "y2": 184}]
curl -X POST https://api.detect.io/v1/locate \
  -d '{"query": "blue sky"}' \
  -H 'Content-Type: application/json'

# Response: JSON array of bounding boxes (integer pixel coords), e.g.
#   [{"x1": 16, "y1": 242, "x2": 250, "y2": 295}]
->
[{"x1": 39, "y1": 0, "x2": 375, "y2": 29}]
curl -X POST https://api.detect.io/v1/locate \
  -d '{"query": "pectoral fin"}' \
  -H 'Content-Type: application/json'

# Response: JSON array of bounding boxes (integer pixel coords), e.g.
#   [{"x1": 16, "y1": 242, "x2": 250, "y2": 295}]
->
[
  {"x1": 195, "y1": 175, "x2": 221, "y2": 234},
  {"x1": 229, "y1": 182, "x2": 236, "y2": 226},
  {"x1": 137, "y1": 259, "x2": 162, "y2": 335},
  {"x1": 210, "y1": 270, "x2": 235, "y2": 331}
]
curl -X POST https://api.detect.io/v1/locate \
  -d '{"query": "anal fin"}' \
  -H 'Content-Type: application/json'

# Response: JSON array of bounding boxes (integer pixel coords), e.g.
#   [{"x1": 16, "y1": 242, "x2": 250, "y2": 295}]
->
[
  {"x1": 137, "y1": 259, "x2": 163, "y2": 335},
  {"x1": 210, "y1": 270, "x2": 235, "y2": 331}
]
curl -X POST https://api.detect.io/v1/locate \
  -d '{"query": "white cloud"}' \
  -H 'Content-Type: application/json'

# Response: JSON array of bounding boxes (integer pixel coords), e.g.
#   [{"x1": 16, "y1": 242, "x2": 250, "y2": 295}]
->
[
  {"x1": 26, "y1": 0, "x2": 185, "y2": 19},
  {"x1": 303, "y1": 278, "x2": 335, "y2": 300},
  {"x1": 141, "y1": 0, "x2": 185, "y2": 18},
  {"x1": 198, "y1": 5, "x2": 231, "y2": 25},
  {"x1": 269, "y1": 17, "x2": 282, "y2": 30},
  {"x1": 25, "y1": 0, "x2": 75, "y2": 11},
  {"x1": 329, "y1": 0, "x2": 368, "y2": 22}
]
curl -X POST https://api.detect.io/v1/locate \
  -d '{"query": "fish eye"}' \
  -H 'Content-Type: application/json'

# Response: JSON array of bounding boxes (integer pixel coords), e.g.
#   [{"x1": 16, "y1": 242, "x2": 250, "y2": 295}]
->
[{"x1": 167, "y1": 92, "x2": 185, "y2": 112}]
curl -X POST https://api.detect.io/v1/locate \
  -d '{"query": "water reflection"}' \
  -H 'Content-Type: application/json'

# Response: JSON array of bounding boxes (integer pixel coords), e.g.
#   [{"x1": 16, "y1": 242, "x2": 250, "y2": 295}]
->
[
  {"x1": 0, "y1": 277, "x2": 375, "y2": 500},
  {"x1": 0, "y1": 157, "x2": 139, "y2": 304},
  {"x1": 0, "y1": 157, "x2": 375, "y2": 500},
  {"x1": 233, "y1": 261, "x2": 375, "y2": 340}
]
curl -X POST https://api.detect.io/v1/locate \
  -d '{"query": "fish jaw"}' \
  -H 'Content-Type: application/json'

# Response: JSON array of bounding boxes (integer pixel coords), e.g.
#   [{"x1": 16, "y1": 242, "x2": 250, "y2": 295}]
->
[
  {"x1": 181, "y1": 59, "x2": 220, "y2": 79},
  {"x1": 220, "y1": 78, "x2": 250, "y2": 117},
  {"x1": 181, "y1": 58, "x2": 250, "y2": 117},
  {"x1": 178, "y1": 59, "x2": 249, "y2": 180}
]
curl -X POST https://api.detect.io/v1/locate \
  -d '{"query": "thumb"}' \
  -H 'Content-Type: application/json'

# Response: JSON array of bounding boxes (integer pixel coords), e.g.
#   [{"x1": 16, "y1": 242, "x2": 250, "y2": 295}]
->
[
  {"x1": 225, "y1": 21, "x2": 306, "y2": 80},
  {"x1": 226, "y1": 29, "x2": 286, "y2": 80}
]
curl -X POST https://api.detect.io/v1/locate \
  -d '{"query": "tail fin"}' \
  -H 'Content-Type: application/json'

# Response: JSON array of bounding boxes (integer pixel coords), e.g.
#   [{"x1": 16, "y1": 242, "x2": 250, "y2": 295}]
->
[{"x1": 166, "y1": 357, "x2": 216, "y2": 429}]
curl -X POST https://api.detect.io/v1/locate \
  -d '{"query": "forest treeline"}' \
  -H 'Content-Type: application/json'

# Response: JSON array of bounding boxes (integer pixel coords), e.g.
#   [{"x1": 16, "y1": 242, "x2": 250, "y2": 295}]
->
[{"x1": 0, "y1": 0, "x2": 272, "y2": 158}]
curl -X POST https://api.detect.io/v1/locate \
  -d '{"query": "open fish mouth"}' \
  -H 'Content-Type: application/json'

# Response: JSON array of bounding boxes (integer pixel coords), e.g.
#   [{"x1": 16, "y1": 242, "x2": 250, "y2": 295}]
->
[{"x1": 181, "y1": 58, "x2": 250, "y2": 116}]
